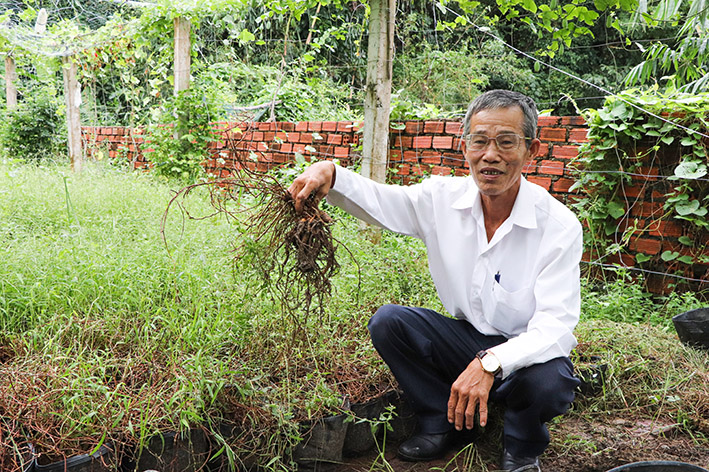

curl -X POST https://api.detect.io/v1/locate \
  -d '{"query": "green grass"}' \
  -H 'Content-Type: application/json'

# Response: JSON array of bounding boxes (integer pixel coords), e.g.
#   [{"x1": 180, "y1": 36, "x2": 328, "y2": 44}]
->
[{"x1": 0, "y1": 159, "x2": 706, "y2": 471}]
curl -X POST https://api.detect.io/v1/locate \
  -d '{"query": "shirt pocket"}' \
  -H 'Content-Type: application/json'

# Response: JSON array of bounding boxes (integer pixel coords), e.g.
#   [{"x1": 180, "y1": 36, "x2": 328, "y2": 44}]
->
[{"x1": 483, "y1": 281, "x2": 535, "y2": 336}]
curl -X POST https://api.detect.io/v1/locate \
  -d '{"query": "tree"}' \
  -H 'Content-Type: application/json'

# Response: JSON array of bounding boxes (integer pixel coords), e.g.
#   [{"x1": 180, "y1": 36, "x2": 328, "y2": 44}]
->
[{"x1": 625, "y1": 0, "x2": 709, "y2": 91}]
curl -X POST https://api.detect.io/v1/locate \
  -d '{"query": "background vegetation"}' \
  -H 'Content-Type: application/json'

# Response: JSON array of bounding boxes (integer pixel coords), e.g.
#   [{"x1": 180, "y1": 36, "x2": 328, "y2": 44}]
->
[{"x1": 0, "y1": 0, "x2": 707, "y2": 470}]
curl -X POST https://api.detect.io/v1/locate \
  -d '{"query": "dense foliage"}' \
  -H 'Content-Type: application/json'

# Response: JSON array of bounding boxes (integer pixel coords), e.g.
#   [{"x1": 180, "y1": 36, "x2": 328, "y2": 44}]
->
[
  {"x1": 0, "y1": 86, "x2": 64, "y2": 161},
  {"x1": 571, "y1": 88, "x2": 709, "y2": 279}
]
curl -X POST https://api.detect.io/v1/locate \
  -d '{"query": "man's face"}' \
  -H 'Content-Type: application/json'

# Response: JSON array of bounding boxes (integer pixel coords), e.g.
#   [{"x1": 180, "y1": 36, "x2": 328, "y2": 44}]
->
[{"x1": 462, "y1": 106, "x2": 539, "y2": 199}]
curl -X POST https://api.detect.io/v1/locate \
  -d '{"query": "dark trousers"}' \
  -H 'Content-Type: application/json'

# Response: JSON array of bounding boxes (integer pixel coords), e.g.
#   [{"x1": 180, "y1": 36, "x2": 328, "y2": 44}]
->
[{"x1": 367, "y1": 304, "x2": 579, "y2": 458}]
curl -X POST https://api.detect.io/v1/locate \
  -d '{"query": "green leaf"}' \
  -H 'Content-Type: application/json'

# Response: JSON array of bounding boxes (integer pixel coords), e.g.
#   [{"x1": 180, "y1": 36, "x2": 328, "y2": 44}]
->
[
  {"x1": 661, "y1": 250, "x2": 679, "y2": 261},
  {"x1": 677, "y1": 255, "x2": 694, "y2": 264},
  {"x1": 674, "y1": 161, "x2": 707, "y2": 180},
  {"x1": 660, "y1": 135, "x2": 675, "y2": 145},
  {"x1": 607, "y1": 201, "x2": 625, "y2": 219},
  {"x1": 635, "y1": 253, "x2": 653, "y2": 263},
  {"x1": 678, "y1": 235, "x2": 693, "y2": 245},
  {"x1": 237, "y1": 29, "x2": 255, "y2": 43},
  {"x1": 675, "y1": 199, "x2": 700, "y2": 216},
  {"x1": 680, "y1": 136, "x2": 697, "y2": 146}
]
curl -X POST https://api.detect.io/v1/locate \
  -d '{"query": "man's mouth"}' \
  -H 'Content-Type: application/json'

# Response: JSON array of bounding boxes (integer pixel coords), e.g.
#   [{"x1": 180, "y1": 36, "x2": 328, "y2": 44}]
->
[{"x1": 481, "y1": 169, "x2": 504, "y2": 176}]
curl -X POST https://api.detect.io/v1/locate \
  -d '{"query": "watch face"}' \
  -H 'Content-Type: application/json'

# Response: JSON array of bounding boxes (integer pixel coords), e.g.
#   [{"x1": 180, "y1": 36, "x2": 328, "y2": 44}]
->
[{"x1": 482, "y1": 354, "x2": 500, "y2": 373}]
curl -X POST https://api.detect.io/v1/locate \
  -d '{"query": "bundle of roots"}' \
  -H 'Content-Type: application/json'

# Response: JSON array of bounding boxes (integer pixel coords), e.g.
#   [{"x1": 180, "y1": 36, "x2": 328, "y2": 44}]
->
[{"x1": 162, "y1": 127, "x2": 341, "y2": 325}]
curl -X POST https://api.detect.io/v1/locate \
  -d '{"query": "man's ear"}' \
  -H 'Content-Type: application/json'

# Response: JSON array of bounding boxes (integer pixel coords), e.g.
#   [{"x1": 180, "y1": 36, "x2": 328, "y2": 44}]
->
[{"x1": 527, "y1": 138, "x2": 541, "y2": 161}]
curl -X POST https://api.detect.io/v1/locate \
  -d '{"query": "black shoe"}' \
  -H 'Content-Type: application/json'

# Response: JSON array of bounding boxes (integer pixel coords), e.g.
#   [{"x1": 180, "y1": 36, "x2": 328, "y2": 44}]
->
[
  {"x1": 397, "y1": 432, "x2": 451, "y2": 461},
  {"x1": 500, "y1": 448, "x2": 541, "y2": 471}
]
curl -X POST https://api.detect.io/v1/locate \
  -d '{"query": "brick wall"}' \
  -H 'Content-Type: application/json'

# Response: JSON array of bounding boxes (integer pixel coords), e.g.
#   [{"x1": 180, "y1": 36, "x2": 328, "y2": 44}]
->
[{"x1": 81, "y1": 118, "x2": 708, "y2": 294}]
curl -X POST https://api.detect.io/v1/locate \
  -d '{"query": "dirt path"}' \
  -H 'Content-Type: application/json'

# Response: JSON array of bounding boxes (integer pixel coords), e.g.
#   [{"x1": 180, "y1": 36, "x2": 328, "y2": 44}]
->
[{"x1": 324, "y1": 413, "x2": 709, "y2": 472}]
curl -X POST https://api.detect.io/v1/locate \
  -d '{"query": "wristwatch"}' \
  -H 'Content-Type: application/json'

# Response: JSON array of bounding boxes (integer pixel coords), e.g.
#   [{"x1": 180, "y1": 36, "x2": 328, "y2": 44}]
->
[{"x1": 476, "y1": 350, "x2": 502, "y2": 377}]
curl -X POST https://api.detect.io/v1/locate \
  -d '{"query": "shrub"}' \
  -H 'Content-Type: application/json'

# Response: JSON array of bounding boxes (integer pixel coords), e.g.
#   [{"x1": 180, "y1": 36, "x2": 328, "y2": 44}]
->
[
  {"x1": 145, "y1": 87, "x2": 224, "y2": 182},
  {"x1": 0, "y1": 88, "x2": 64, "y2": 161}
]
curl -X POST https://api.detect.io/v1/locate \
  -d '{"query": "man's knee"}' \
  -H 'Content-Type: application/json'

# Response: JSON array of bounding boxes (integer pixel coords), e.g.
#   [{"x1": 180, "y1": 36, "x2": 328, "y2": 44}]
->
[
  {"x1": 368, "y1": 304, "x2": 405, "y2": 340},
  {"x1": 507, "y1": 358, "x2": 579, "y2": 413}
]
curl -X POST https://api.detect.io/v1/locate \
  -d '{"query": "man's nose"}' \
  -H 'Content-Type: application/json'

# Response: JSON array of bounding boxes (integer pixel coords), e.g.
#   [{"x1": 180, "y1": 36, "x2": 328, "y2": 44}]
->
[{"x1": 481, "y1": 141, "x2": 502, "y2": 160}]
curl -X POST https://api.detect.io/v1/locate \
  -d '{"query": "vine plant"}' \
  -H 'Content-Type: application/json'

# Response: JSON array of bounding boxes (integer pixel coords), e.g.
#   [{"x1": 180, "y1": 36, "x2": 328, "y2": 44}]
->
[{"x1": 571, "y1": 88, "x2": 709, "y2": 278}]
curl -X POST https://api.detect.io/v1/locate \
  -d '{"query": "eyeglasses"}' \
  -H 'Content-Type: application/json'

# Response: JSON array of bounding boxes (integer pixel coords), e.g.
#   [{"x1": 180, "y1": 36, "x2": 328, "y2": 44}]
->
[{"x1": 464, "y1": 133, "x2": 529, "y2": 151}]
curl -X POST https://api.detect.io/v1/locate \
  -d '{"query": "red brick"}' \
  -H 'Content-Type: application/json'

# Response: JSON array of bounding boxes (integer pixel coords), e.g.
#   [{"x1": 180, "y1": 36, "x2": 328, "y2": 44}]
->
[
  {"x1": 251, "y1": 131, "x2": 264, "y2": 141},
  {"x1": 405, "y1": 121, "x2": 424, "y2": 134},
  {"x1": 411, "y1": 164, "x2": 430, "y2": 175},
  {"x1": 631, "y1": 201, "x2": 663, "y2": 218},
  {"x1": 395, "y1": 164, "x2": 410, "y2": 175},
  {"x1": 646, "y1": 220, "x2": 684, "y2": 238},
  {"x1": 413, "y1": 136, "x2": 433, "y2": 149},
  {"x1": 393, "y1": 136, "x2": 413, "y2": 148},
  {"x1": 424, "y1": 121, "x2": 445, "y2": 134},
  {"x1": 322, "y1": 121, "x2": 338, "y2": 132},
  {"x1": 568, "y1": 129, "x2": 589, "y2": 143},
  {"x1": 403, "y1": 151, "x2": 418, "y2": 162},
  {"x1": 540, "y1": 127, "x2": 567, "y2": 142},
  {"x1": 308, "y1": 122, "x2": 322, "y2": 132},
  {"x1": 337, "y1": 122, "x2": 353, "y2": 132},
  {"x1": 295, "y1": 121, "x2": 309, "y2": 132},
  {"x1": 454, "y1": 168, "x2": 469, "y2": 176},
  {"x1": 277, "y1": 122, "x2": 295, "y2": 132},
  {"x1": 453, "y1": 138, "x2": 464, "y2": 151},
  {"x1": 552, "y1": 178, "x2": 576, "y2": 193},
  {"x1": 263, "y1": 131, "x2": 275, "y2": 141},
  {"x1": 622, "y1": 184, "x2": 645, "y2": 199},
  {"x1": 432, "y1": 136, "x2": 453, "y2": 149},
  {"x1": 421, "y1": 153, "x2": 441, "y2": 165},
  {"x1": 259, "y1": 122, "x2": 276, "y2": 131},
  {"x1": 275, "y1": 131, "x2": 288, "y2": 142},
  {"x1": 539, "y1": 160, "x2": 565, "y2": 176},
  {"x1": 431, "y1": 165, "x2": 452, "y2": 176},
  {"x1": 334, "y1": 146, "x2": 349, "y2": 158},
  {"x1": 536, "y1": 143, "x2": 550, "y2": 157},
  {"x1": 279, "y1": 143, "x2": 293, "y2": 153},
  {"x1": 522, "y1": 160, "x2": 537, "y2": 174},
  {"x1": 445, "y1": 121, "x2": 463, "y2": 135},
  {"x1": 299, "y1": 133, "x2": 313, "y2": 144},
  {"x1": 606, "y1": 252, "x2": 636, "y2": 267},
  {"x1": 537, "y1": 116, "x2": 560, "y2": 127},
  {"x1": 293, "y1": 143, "x2": 306, "y2": 154},
  {"x1": 638, "y1": 166, "x2": 660, "y2": 180},
  {"x1": 551, "y1": 145, "x2": 579, "y2": 160},
  {"x1": 630, "y1": 237, "x2": 662, "y2": 255},
  {"x1": 561, "y1": 116, "x2": 586, "y2": 126},
  {"x1": 286, "y1": 132, "x2": 301, "y2": 143},
  {"x1": 527, "y1": 176, "x2": 552, "y2": 190},
  {"x1": 442, "y1": 154, "x2": 465, "y2": 167},
  {"x1": 327, "y1": 134, "x2": 343, "y2": 145}
]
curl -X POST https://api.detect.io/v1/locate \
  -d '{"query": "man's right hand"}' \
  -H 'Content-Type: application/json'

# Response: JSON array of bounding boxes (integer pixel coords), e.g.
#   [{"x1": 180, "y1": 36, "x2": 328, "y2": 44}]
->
[{"x1": 287, "y1": 161, "x2": 336, "y2": 213}]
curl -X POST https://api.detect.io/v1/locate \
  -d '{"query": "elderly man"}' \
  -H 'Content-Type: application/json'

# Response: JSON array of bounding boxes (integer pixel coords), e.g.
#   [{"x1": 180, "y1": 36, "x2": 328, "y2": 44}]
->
[{"x1": 288, "y1": 90, "x2": 582, "y2": 472}]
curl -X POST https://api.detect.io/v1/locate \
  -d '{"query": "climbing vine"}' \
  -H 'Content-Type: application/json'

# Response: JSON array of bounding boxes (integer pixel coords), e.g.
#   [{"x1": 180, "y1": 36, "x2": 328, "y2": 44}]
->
[{"x1": 571, "y1": 88, "x2": 709, "y2": 271}]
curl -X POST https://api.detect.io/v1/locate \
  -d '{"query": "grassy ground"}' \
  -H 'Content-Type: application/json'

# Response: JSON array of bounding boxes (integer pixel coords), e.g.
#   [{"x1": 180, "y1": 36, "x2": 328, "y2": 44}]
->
[{"x1": 0, "y1": 160, "x2": 706, "y2": 471}]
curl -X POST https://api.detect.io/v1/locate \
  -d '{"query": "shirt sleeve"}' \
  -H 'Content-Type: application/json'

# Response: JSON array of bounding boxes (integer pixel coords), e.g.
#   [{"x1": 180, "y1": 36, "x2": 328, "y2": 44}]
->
[
  {"x1": 488, "y1": 221, "x2": 583, "y2": 378},
  {"x1": 325, "y1": 164, "x2": 428, "y2": 238}
]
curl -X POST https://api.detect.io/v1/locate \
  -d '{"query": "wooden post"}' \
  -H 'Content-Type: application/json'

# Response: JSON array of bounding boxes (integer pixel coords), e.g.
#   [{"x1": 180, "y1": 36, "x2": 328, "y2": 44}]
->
[
  {"x1": 62, "y1": 56, "x2": 82, "y2": 172},
  {"x1": 5, "y1": 55, "x2": 17, "y2": 110},
  {"x1": 173, "y1": 17, "x2": 191, "y2": 95}
]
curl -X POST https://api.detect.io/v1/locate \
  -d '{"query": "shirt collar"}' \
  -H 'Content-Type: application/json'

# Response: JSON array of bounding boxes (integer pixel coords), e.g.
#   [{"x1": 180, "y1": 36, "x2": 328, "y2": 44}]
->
[{"x1": 451, "y1": 176, "x2": 538, "y2": 229}]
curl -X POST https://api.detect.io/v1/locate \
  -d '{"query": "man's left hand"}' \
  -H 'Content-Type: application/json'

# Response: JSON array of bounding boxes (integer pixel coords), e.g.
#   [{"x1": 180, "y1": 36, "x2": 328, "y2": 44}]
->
[{"x1": 447, "y1": 358, "x2": 495, "y2": 430}]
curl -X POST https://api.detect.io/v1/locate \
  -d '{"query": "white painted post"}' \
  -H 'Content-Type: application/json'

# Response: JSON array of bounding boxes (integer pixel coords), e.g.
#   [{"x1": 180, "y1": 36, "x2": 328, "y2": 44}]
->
[
  {"x1": 173, "y1": 17, "x2": 191, "y2": 95},
  {"x1": 5, "y1": 54, "x2": 17, "y2": 110},
  {"x1": 62, "y1": 56, "x2": 82, "y2": 172}
]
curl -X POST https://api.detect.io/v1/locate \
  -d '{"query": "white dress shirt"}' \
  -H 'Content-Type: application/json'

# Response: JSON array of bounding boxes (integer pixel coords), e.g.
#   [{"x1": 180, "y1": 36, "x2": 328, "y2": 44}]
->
[{"x1": 327, "y1": 165, "x2": 583, "y2": 378}]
